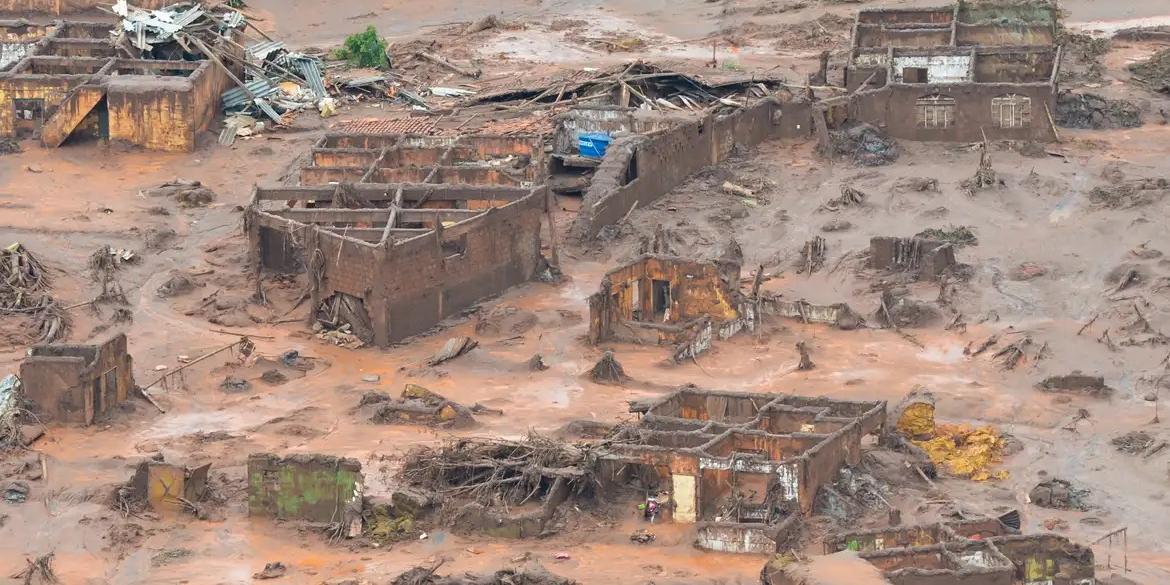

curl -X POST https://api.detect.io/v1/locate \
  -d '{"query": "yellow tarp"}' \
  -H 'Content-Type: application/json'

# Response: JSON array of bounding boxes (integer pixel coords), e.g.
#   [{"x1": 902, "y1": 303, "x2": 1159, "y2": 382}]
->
[
  {"x1": 896, "y1": 402, "x2": 936, "y2": 439},
  {"x1": 914, "y1": 423, "x2": 1009, "y2": 481}
]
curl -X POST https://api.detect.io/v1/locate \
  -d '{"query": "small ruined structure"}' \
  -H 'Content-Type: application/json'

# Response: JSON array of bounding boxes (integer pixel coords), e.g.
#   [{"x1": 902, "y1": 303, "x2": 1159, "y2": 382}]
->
[
  {"x1": 0, "y1": 18, "x2": 241, "y2": 151},
  {"x1": 869, "y1": 236, "x2": 957, "y2": 281},
  {"x1": 601, "y1": 387, "x2": 886, "y2": 554},
  {"x1": 19, "y1": 333, "x2": 134, "y2": 424},
  {"x1": 247, "y1": 453, "x2": 363, "y2": 528},
  {"x1": 246, "y1": 133, "x2": 550, "y2": 347},
  {"x1": 820, "y1": 0, "x2": 1061, "y2": 143},
  {"x1": 816, "y1": 518, "x2": 1095, "y2": 585},
  {"x1": 588, "y1": 253, "x2": 863, "y2": 361},
  {"x1": 127, "y1": 461, "x2": 210, "y2": 513}
]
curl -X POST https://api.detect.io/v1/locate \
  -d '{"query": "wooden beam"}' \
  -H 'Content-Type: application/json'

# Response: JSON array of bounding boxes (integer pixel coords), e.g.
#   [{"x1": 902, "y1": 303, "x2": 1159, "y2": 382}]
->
[
  {"x1": 276, "y1": 208, "x2": 392, "y2": 223},
  {"x1": 398, "y1": 208, "x2": 482, "y2": 223},
  {"x1": 255, "y1": 184, "x2": 530, "y2": 202}
]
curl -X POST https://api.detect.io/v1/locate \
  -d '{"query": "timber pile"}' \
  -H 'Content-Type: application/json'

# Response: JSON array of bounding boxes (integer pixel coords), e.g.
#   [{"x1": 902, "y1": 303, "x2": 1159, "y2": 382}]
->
[
  {"x1": 0, "y1": 243, "x2": 67, "y2": 343},
  {"x1": 400, "y1": 434, "x2": 595, "y2": 506}
]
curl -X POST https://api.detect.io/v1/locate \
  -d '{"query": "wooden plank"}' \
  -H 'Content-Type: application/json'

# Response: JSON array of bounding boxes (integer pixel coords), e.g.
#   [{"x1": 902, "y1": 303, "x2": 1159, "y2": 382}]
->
[
  {"x1": 276, "y1": 208, "x2": 393, "y2": 223},
  {"x1": 398, "y1": 208, "x2": 482, "y2": 223},
  {"x1": 255, "y1": 184, "x2": 530, "y2": 202}
]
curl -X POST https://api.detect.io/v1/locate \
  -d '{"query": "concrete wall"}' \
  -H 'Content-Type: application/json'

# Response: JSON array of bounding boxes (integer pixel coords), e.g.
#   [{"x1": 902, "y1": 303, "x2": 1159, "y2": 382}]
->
[
  {"x1": 851, "y1": 83, "x2": 1056, "y2": 142},
  {"x1": 19, "y1": 333, "x2": 133, "y2": 424},
  {"x1": 106, "y1": 60, "x2": 222, "y2": 152},
  {"x1": 247, "y1": 453, "x2": 362, "y2": 523},
  {"x1": 574, "y1": 98, "x2": 802, "y2": 238}
]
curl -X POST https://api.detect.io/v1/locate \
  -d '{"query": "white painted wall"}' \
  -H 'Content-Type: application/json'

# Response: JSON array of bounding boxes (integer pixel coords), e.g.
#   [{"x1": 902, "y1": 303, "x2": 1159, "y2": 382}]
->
[
  {"x1": 0, "y1": 43, "x2": 30, "y2": 71},
  {"x1": 893, "y1": 55, "x2": 973, "y2": 84}
]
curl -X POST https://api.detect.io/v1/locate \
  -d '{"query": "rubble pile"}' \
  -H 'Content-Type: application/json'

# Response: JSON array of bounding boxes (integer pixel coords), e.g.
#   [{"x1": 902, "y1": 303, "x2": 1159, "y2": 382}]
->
[
  {"x1": 1055, "y1": 91, "x2": 1142, "y2": 129},
  {"x1": 830, "y1": 123, "x2": 899, "y2": 166},
  {"x1": 391, "y1": 561, "x2": 577, "y2": 585},
  {"x1": 1128, "y1": 47, "x2": 1170, "y2": 94}
]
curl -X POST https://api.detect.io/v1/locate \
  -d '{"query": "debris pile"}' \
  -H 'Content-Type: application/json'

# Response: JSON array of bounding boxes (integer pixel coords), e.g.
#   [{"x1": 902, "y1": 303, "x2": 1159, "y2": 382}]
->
[
  {"x1": 1057, "y1": 31, "x2": 1109, "y2": 83},
  {"x1": 365, "y1": 384, "x2": 476, "y2": 429},
  {"x1": 1029, "y1": 478, "x2": 1090, "y2": 511},
  {"x1": 1112, "y1": 431, "x2": 1155, "y2": 455},
  {"x1": 1055, "y1": 91, "x2": 1142, "y2": 129},
  {"x1": 471, "y1": 62, "x2": 784, "y2": 113},
  {"x1": 315, "y1": 293, "x2": 373, "y2": 348},
  {"x1": 1088, "y1": 178, "x2": 1170, "y2": 209},
  {"x1": 719, "y1": 14, "x2": 854, "y2": 50},
  {"x1": 1037, "y1": 374, "x2": 1114, "y2": 398},
  {"x1": 390, "y1": 561, "x2": 577, "y2": 585},
  {"x1": 820, "y1": 185, "x2": 867, "y2": 212},
  {"x1": 829, "y1": 123, "x2": 899, "y2": 166},
  {"x1": 876, "y1": 291, "x2": 942, "y2": 329},
  {"x1": 0, "y1": 243, "x2": 67, "y2": 343},
  {"x1": 915, "y1": 226, "x2": 977, "y2": 247},
  {"x1": 143, "y1": 180, "x2": 217, "y2": 208},
  {"x1": 1127, "y1": 47, "x2": 1170, "y2": 94}
]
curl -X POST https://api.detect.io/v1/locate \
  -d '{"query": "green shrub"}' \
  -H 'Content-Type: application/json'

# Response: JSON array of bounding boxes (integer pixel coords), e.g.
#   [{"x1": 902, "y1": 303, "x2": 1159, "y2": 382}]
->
[{"x1": 336, "y1": 26, "x2": 388, "y2": 68}]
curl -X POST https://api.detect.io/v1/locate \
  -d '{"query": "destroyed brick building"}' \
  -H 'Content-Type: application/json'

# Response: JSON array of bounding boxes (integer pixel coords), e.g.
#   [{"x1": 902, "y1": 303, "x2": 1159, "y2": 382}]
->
[
  {"x1": 823, "y1": 0, "x2": 1060, "y2": 142},
  {"x1": 600, "y1": 387, "x2": 886, "y2": 554},
  {"x1": 246, "y1": 133, "x2": 550, "y2": 346},
  {"x1": 588, "y1": 253, "x2": 863, "y2": 361},
  {"x1": 247, "y1": 453, "x2": 363, "y2": 526},
  {"x1": 804, "y1": 518, "x2": 1096, "y2": 585},
  {"x1": 0, "y1": 17, "x2": 240, "y2": 151},
  {"x1": 19, "y1": 333, "x2": 134, "y2": 425}
]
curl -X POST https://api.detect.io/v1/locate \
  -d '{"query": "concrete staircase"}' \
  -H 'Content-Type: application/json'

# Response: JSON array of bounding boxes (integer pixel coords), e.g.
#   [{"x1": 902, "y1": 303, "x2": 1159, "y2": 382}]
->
[{"x1": 40, "y1": 85, "x2": 105, "y2": 148}]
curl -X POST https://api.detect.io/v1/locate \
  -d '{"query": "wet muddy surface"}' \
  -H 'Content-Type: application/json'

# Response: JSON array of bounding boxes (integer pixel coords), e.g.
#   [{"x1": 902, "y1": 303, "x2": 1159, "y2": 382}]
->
[{"x1": 1, "y1": 0, "x2": 1170, "y2": 583}]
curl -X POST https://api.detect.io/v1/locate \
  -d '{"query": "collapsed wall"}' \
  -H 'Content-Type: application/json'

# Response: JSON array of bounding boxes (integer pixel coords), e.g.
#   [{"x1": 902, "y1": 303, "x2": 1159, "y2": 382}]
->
[{"x1": 572, "y1": 98, "x2": 812, "y2": 238}]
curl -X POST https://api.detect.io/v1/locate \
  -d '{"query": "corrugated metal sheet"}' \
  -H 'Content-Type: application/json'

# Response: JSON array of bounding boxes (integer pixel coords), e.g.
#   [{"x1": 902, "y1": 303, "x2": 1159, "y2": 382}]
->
[
  {"x1": 222, "y1": 11, "x2": 245, "y2": 29},
  {"x1": 293, "y1": 57, "x2": 326, "y2": 99},
  {"x1": 248, "y1": 40, "x2": 285, "y2": 61},
  {"x1": 222, "y1": 78, "x2": 279, "y2": 109}
]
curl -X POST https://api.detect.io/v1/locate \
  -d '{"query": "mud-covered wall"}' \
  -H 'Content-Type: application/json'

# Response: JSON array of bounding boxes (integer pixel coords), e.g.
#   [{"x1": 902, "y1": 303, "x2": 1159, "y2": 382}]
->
[
  {"x1": 956, "y1": 24, "x2": 1053, "y2": 46},
  {"x1": 247, "y1": 453, "x2": 363, "y2": 522},
  {"x1": 253, "y1": 189, "x2": 546, "y2": 347},
  {"x1": 0, "y1": 75, "x2": 81, "y2": 136},
  {"x1": 575, "y1": 98, "x2": 797, "y2": 238},
  {"x1": 106, "y1": 76, "x2": 196, "y2": 151},
  {"x1": 598, "y1": 256, "x2": 740, "y2": 326},
  {"x1": 852, "y1": 83, "x2": 1056, "y2": 142},
  {"x1": 19, "y1": 333, "x2": 133, "y2": 424},
  {"x1": 857, "y1": 26, "x2": 952, "y2": 48},
  {"x1": 379, "y1": 193, "x2": 544, "y2": 344}
]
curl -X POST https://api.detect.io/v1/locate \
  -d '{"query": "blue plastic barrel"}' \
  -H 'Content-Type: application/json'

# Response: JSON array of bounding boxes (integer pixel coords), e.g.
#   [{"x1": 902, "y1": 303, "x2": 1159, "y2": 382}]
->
[{"x1": 578, "y1": 132, "x2": 612, "y2": 158}]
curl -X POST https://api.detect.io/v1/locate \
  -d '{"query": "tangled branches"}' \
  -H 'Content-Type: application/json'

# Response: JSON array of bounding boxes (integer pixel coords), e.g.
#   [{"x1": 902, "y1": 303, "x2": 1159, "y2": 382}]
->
[
  {"x1": 11, "y1": 553, "x2": 58, "y2": 585},
  {"x1": 0, "y1": 244, "x2": 68, "y2": 343},
  {"x1": 400, "y1": 433, "x2": 596, "y2": 507}
]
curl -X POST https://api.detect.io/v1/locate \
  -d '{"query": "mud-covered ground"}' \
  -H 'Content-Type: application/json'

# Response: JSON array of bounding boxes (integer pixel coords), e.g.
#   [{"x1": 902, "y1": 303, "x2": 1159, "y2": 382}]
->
[{"x1": 2, "y1": 0, "x2": 1170, "y2": 583}]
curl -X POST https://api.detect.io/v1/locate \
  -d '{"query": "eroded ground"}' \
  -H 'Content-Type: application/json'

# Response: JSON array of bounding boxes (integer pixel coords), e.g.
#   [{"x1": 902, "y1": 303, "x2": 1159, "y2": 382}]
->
[{"x1": 2, "y1": 0, "x2": 1170, "y2": 583}]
